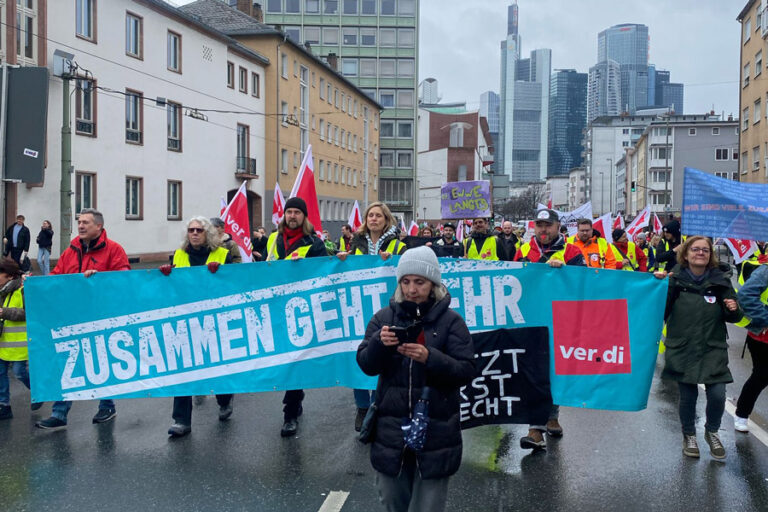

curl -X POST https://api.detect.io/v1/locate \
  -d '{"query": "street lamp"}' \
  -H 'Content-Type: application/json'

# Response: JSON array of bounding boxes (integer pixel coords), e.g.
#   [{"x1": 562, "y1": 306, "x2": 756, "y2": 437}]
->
[
  {"x1": 599, "y1": 171, "x2": 605, "y2": 215},
  {"x1": 606, "y1": 158, "x2": 613, "y2": 215}
]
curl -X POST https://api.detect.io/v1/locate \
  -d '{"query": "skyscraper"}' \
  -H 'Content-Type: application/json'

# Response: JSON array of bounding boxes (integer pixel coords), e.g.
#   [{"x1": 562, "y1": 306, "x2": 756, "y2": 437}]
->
[
  {"x1": 653, "y1": 69, "x2": 684, "y2": 112},
  {"x1": 499, "y1": 2, "x2": 551, "y2": 184},
  {"x1": 588, "y1": 59, "x2": 621, "y2": 122},
  {"x1": 419, "y1": 78, "x2": 440, "y2": 105},
  {"x1": 479, "y1": 91, "x2": 500, "y2": 174},
  {"x1": 260, "y1": 0, "x2": 419, "y2": 221},
  {"x1": 549, "y1": 70, "x2": 587, "y2": 177}
]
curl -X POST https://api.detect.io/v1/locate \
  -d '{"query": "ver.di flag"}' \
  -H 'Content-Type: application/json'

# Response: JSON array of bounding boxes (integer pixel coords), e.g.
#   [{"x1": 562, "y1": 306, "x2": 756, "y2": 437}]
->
[
  {"x1": 272, "y1": 183, "x2": 286, "y2": 227},
  {"x1": 348, "y1": 200, "x2": 363, "y2": 231},
  {"x1": 289, "y1": 145, "x2": 322, "y2": 234},
  {"x1": 626, "y1": 206, "x2": 651, "y2": 239},
  {"x1": 723, "y1": 238, "x2": 757, "y2": 264},
  {"x1": 220, "y1": 182, "x2": 253, "y2": 262}
]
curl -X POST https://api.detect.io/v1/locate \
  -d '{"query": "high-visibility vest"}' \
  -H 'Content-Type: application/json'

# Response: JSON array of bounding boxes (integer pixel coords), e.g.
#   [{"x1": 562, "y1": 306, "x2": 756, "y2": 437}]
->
[
  {"x1": 640, "y1": 245, "x2": 655, "y2": 271},
  {"x1": 266, "y1": 232, "x2": 317, "y2": 261},
  {"x1": 173, "y1": 246, "x2": 229, "y2": 267},
  {"x1": 0, "y1": 287, "x2": 27, "y2": 361},
  {"x1": 735, "y1": 261, "x2": 768, "y2": 328},
  {"x1": 656, "y1": 240, "x2": 672, "y2": 271},
  {"x1": 568, "y1": 235, "x2": 609, "y2": 268},
  {"x1": 464, "y1": 236, "x2": 499, "y2": 260},
  {"x1": 339, "y1": 237, "x2": 348, "y2": 252},
  {"x1": 352, "y1": 238, "x2": 405, "y2": 256},
  {"x1": 611, "y1": 242, "x2": 639, "y2": 271},
  {"x1": 518, "y1": 241, "x2": 568, "y2": 264}
]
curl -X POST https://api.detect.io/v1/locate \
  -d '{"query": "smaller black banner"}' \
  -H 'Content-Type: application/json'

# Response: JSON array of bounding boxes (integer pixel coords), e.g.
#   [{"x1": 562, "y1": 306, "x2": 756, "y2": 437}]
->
[{"x1": 460, "y1": 327, "x2": 551, "y2": 429}]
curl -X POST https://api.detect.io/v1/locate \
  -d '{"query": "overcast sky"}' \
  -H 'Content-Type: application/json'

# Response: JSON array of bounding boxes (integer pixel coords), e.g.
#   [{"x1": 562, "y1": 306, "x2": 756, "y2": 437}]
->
[{"x1": 175, "y1": 0, "x2": 741, "y2": 116}]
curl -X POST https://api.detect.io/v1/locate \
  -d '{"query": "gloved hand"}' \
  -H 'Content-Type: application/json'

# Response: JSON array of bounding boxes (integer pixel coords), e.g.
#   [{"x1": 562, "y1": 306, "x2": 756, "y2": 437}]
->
[
  {"x1": 758, "y1": 254, "x2": 768, "y2": 264},
  {"x1": 159, "y1": 264, "x2": 173, "y2": 276},
  {"x1": 207, "y1": 261, "x2": 221, "y2": 274}
]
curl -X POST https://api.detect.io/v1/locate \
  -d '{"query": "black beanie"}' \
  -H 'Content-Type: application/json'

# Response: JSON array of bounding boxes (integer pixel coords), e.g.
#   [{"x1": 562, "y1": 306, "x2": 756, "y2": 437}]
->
[
  {"x1": 612, "y1": 228, "x2": 626, "y2": 241},
  {"x1": 284, "y1": 197, "x2": 308, "y2": 216}
]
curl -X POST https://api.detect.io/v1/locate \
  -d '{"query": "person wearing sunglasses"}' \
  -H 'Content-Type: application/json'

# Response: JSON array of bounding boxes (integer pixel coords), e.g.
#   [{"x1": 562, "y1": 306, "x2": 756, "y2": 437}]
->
[
  {"x1": 159, "y1": 216, "x2": 233, "y2": 437},
  {"x1": 654, "y1": 235, "x2": 741, "y2": 460}
]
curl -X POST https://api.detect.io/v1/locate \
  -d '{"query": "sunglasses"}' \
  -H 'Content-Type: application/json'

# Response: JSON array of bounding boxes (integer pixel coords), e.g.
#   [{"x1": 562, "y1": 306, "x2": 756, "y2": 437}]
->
[{"x1": 187, "y1": 227, "x2": 204, "y2": 234}]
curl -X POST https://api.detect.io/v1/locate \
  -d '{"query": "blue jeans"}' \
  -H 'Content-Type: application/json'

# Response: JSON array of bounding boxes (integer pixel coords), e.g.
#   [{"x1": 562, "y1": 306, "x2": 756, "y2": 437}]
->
[
  {"x1": 0, "y1": 360, "x2": 30, "y2": 405},
  {"x1": 51, "y1": 399, "x2": 115, "y2": 422},
  {"x1": 678, "y1": 382, "x2": 726, "y2": 435},
  {"x1": 37, "y1": 248, "x2": 50, "y2": 275},
  {"x1": 354, "y1": 389, "x2": 375, "y2": 409}
]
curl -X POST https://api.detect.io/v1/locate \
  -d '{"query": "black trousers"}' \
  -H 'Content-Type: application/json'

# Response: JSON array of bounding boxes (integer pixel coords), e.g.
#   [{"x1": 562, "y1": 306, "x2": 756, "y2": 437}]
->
[
  {"x1": 736, "y1": 335, "x2": 768, "y2": 418},
  {"x1": 283, "y1": 389, "x2": 304, "y2": 420},
  {"x1": 172, "y1": 394, "x2": 233, "y2": 426}
]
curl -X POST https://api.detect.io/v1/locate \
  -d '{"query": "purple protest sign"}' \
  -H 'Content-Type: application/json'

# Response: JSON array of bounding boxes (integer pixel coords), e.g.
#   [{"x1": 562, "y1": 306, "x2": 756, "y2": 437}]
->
[{"x1": 441, "y1": 180, "x2": 491, "y2": 219}]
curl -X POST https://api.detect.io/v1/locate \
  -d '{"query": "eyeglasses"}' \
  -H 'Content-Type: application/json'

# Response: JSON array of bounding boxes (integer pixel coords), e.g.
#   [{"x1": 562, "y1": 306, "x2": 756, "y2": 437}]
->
[
  {"x1": 187, "y1": 227, "x2": 204, "y2": 234},
  {"x1": 689, "y1": 247, "x2": 710, "y2": 254}
]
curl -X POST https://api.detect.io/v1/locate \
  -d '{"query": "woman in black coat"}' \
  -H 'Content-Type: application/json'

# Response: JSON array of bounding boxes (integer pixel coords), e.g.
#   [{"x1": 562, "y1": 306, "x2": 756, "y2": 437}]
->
[{"x1": 357, "y1": 246, "x2": 475, "y2": 512}]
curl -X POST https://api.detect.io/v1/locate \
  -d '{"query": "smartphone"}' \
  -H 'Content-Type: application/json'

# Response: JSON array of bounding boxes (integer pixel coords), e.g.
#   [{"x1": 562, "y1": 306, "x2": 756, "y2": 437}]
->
[{"x1": 389, "y1": 326, "x2": 408, "y2": 343}]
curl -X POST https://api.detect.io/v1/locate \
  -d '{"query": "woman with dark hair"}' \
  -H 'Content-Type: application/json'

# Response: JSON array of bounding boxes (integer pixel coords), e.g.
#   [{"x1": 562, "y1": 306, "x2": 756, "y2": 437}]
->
[
  {"x1": 357, "y1": 247, "x2": 474, "y2": 511},
  {"x1": 36, "y1": 220, "x2": 53, "y2": 275},
  {"x1": 418, "y1": 226, "x2": 434, "y2": 238},
  {"x1": 655, "y1": 235, "x2": 741, "y2": 460}
]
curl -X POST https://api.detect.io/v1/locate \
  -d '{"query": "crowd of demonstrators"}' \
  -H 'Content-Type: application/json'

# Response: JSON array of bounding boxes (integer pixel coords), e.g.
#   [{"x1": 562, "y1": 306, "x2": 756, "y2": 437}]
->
[
  {"x1": 337, "y1": 202, "x2": 406, "y2": 431},
  {"x1": 35, "y1": 208, "x2": 130, "y2": 430},
  {"x1": 513, "y1": 209, "x2": 585, "y2": 450},
  {"x1": 635, "y1": 232, "x2": 656, "y2": 271},
  {"x1": 36, "y1": 220, "x2": 54, "y2": 275},
  {"x1": 338, "y1": 224, "x2": 353, "y2": 252},
  {"x1": 654, "y1": 236, "x2": 741, "y2": 460},
  {"x1": 496, "y1": 221, "x2": 520, "y2": 261},
  {"x1": 357, "y1": 247, "x2": 474, "y2": 512},
  {"x1": 251, "y1": 226, "x2": 268, "y2": 261},
  {"x1": 654, "y1": 220, "x2": 682, "y2": 272},
  {"x1": 611, "y1": 228, "x2": 647, "y2": 272},
  {"x1": 569, "y1": 218, "x2": 614, "y2": 269},
  {"x1": 463, "y1": 217, "x2": 499, "y2": 260},
  {"x1": 3, "y1": 215, "x2": 30, "y2": 270},
  {"x1": 210, "y1": 217, "x2": 242, "y2": 263},
  {"x1": 434, "y1": 223, "x2": 460, "y2": 248}
]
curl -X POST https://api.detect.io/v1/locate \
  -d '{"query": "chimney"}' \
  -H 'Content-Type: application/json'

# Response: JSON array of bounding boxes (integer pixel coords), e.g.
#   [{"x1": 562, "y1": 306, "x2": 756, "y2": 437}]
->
[
  {"x1": 327, "y1": 52, "x2": 338, "y2": 71},
  {"x1": 253, "y1": 3, "x2": 264, "y2": 23},
  {"x1": 304, "y1": 42, "x2": 312, "y2": 52},
  {"x1": 236, "y1": 0, "x2": 253, "y2": 17}
]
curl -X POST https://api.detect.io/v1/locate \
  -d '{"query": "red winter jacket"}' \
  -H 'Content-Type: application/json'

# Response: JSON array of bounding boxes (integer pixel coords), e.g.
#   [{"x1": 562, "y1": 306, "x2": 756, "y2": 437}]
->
[{"x1": 51, "y1": 229, "x2": 130, "y2": 275}]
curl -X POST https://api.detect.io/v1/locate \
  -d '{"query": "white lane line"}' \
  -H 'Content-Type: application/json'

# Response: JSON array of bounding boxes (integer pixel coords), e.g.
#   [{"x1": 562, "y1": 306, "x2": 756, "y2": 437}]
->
[
  {"x1": 698, "y1": 384, "x2": 768, "y2": 447},
  {"x1": 318, "y1": 491, "x2": 350, "y2": 512}
]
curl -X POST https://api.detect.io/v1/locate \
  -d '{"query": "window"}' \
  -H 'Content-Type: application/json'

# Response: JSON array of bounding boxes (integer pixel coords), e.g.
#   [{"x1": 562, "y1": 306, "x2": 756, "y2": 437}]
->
[
  {"x1": 340, "y1": 92, "x2": 346, "y2": 111},
  {"x1": 252, "y1": 72, "x2": 260, "y2": 97},
  {"x1": 398, "y1": 28, "x2": 415, "y2": 47},
  {"x1": 285, "y1": 27, "x2": 301, "y2": 42},
  {"x1": 622, "y1": 128, "x2": 630, "y2": 135},
  {"x1": 125, "y1": 12, "x2": 143, "y2": 59},
  {"x1": 167, "y1": 181, "x2": 182, "y2": 220},
  {"x1": 398, "y1": 0, "x2": 415, "y2": 15},
  {"x1": 379, "y1": 59, "x2": 396, "y2": 77},
  {"x1": 305, "y1": 0, "x2": 320, "y2": 13},
  {"x1": 341, "y1": 166, "x2": 346, "y2": 184},
  {"x1": 380, "y1": 28, "x2": 396, "y2": 47},
  {"x1": 327, "y1": 123, "x2": 332, "y2": 141},
  {"x1": 323, "y1": 27, "x2": 339, "y2": 45},
  {"x1": 743, "y1": 108, "x2": 750, "y2": 130},
  {"x1": 76, "y1": 0, "x2": 96, "y2": 41},
  {"x1": 745, "y1": 17, "x2": 752, "y2": 43},
  {"x1": 304, "y1": 26, "x2": 320, "y2": 44},
  {"x1": 362, "y1": 0, "x2": 376, "y2": 14},
  {"x1": 744, "y1": 63, "x2": 751, "y2": 87},
  {"x1": 125, "y1": 89, "x2": 143, "y2": 144},
  {"x1": 381, "y1": 0, "x2": 395, "y2": 15},
  {"x1": 324, "y1": 0, "x2": 338, "y2": 14},
  {"x1": 688, "y1": 128, "x2": 696, "y2": 136},
  {"x1": 319, "y1": 119, "x2": 325, "y2": 140},
  {"x1": 281, "y1": 101, "x2": 289, "y2": 125},
  {"x1": 397, "y1": 90, "x2": 414, "y2": 108},
  {"x1": 754, "y1": 146, "x2": 761, "y2": 171},
  {"x1": 449, "y1": 123, "x2": 464, "y2": 147},
  {"x1": 237, "y1": 124, "x2": 250, "y2": 172},
  {"x1": 267, "y1": 0, "x2": 282, "y2": 12},
  {"x1": 227, "y1": 61, "x2": 234, "y2": 88},
  {"x1": 239, "y1": 67, "x2": 248, "y2": 93},
  {"x1": 353, "y1": 135, "x2": 358, "y2": 152},
  {"x1": 712, "y1": 127, "x2": 720, "y2": 135},
  {"x1": 75, "y1": 79, "x2": 96, "y2": 137},
  {"x1": 361, "y1": 88, "x2": 376, "y2": 100},
  {"x1": 360, "y1": 58, "x2": 377, "y2": 77},
  {"x1": 281, "y1": 149, "x2": 288, "y2": 173},
  {"x1": 326, "y1": 83, "x2": 332, "y2": 103},
  {"x1": 334, "y1": 88, "x2": 340, "y2": 108},
  {"x1": 334, "y1": 163, "x2": 339, "y2": 183},
  {"x1": 734, "y1": 149, "x2": 740, "y2": 161},
  {"x1": 381, "y1": 120, "x2": 394, "y2": 137},
  {"x1": 167, "y1": 31, "x2": 181, "y2": 73},
  {"x1": 397, "y1": 121, "x2": 413, "y2": 138},
  {"x1": 397, "y1": 150, "x2": 412, "y2": 168},
  {"x1": 286, "y1": 0, "x2": 300, "y2": 12},
  {"x1": 757, "y1": 51, "x2": 764, "y2": 77},
  {"x1": 76, "y1": 172, "x2": 96, "y2": 212},
  {"x1": 380, "y1": 150, "x2": 394, "y2": 168},
  {"x1": 319, "y1": 160, "x2": 325, "y2": 180},
  {"x1": 380, "y1": 90, "x2": 395, "y2": 107},
  {"x1": 167, "y1": 102, "x2": 182, "y2": 152},
  {"x1": 398, "y1": 59, "x2": 415, "y2": 77},
  {"x1": 281, "y1": 53, "x2": 288, "y2": 78},
  {"x1": 343, "y1": 0, "x2": 357, "y2": 14},
  {"x1": 361, "y1": 28, "x2": 376, "y2": 45},
  {"x1": 715, "y1": 148, "x2": 730, "y2": 161},
  {"x1": 353, "y1": 170, "x2": 358, "y2": 186},
  {"x1": 651, "y1": 146, "x2": 669, "y2": 160},
  {"x1": 343, "y1": 28, "x2": 358, "y2": 46},
  {"x1": 380, "y1": 179, "x2": 412, "y2": 206},
  {"x1": 125, "y1": 177, "x2": 143, "y2": 219},
  {"x1": 334, "y1": 126, "x2": 340, "y2": 145},
  {"x1": 756, "y1": 100, "x2": 762, "y2": 124},
  {"x1": 300, "y1": 66, "x2": 310, "y2": 156},
  {"x1": 294, "y1": 152, "x2": 298, "y2": 167},
  {"x1": 742, "y1": 151, "x2": 749, "y2": 173},
  {"x1": 16, "y1": 0, "x2": 36, "y2": 63},
  {"x1": 342, "y1": 58, "x2": 358, "y2": 76},
  {"x1": 319, "y1": 78, "x2": 326, "y2": 100}
]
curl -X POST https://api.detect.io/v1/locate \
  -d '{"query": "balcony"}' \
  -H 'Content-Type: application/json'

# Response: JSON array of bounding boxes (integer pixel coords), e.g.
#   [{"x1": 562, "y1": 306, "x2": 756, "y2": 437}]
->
[
  {"x1": 235, "y1": 156, "x2": 258, "y2": 179},
  {"x1": 76, "y1": 119, "x2": 94, "y2": 135}
]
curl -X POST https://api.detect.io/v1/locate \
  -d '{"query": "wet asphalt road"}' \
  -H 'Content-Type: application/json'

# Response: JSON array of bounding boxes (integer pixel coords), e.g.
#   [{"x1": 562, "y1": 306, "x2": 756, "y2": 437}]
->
[{"x1": 1, "y1": 324, "x2": 768, "y2": 512}]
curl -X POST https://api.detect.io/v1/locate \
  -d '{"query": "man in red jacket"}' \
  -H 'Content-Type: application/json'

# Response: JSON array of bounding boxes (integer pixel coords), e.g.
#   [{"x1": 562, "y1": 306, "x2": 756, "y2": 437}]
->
[{"x1": 36, "y1": 208, "x2": 130, "y2": 430}]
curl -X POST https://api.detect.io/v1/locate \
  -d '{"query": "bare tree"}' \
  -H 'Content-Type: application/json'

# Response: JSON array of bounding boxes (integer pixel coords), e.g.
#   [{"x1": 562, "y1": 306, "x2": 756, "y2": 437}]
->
[{"x1": 494, "y1": 184, "x2": 546, "y2": 222}]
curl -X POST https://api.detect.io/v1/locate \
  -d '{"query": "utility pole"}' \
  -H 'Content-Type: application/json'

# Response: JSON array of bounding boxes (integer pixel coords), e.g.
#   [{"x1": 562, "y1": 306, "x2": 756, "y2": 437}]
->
[
  {"x1": 0, "y1": 65, "x2": 9, "y2": 250},
  {"x1": 606, "y1": 157, "x2": 613, "y2": 214},
  {"x1": 60, "y1": 72, "x2": 73, "y2": 254},
  {"x1": 663, "y1": 111, "x2": 671, "y2": 213}
]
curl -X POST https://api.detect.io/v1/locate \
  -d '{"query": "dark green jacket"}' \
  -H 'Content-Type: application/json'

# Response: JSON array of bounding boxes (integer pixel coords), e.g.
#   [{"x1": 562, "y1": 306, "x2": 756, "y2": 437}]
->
[{"x1": 662, "y1": 264, "x2": 742, "y2": 384}]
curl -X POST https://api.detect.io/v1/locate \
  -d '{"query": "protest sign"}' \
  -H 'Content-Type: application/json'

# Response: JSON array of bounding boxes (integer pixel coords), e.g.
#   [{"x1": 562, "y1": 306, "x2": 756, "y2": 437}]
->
[
  {"x1": 26, "y1": 257, "x2": 665, "y2": 412},
  {"x1": 682, "y1": 167, "x2": 768, "y2": 240},
  {"x1": 538, "y1": 202, "x2": 593, "y2": 236},
  {"x1": 441, "y1": 180, "x2": 491, "y2": 219}
]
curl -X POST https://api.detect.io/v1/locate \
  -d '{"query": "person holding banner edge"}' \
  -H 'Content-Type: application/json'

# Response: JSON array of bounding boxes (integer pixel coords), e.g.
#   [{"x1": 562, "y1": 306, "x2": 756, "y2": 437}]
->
[
  {"x1": 463, "y1": 217, "x2": 499, "y2": 260},
  {"x1": 337, "y1": 201, "x2": 406, "y2": 431},
  {"x1": 357, "y1": 246, "x2": 475, "y2": 511},
  {"x1": 266, "y1": 197, "x2": 327, "y2": 437},
  {"x1": 159, "y1": 216, "x2": 233, "y2": 437}
]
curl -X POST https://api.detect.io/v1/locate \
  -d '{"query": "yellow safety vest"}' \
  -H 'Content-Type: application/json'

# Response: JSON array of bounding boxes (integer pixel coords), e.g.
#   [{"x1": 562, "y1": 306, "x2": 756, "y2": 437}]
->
[
  {"x1": 611, "y1": 242, "x2": 639, "y2": 271},
  {"x1": 464, "y1": 236, "x2": 499, "y2": 260},
  {"x1": 173, "y1": 247, "x2": 229, "y2": 267},
  {"x1": 266, "y1": 231, "x2": 316, "y2": 261},
  {"x1": 339, "y1": 237, "x2": 348, "y2": 252},
  {"x1": 518, "y1": 241, "x2": 568, "y2": 263},
  {"x1": 352, "y1": 238, "x2": 405, "y2": 256},
  {"x1": 735, "y1": 261, "x2": 768, "y2": 327},
  {"x1": 0, "y1": 287, "x2": 27, "y2": 361}
]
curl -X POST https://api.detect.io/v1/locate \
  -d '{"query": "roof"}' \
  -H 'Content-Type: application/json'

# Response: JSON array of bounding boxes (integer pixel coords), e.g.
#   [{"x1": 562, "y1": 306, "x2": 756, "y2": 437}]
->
[
  {"x1": 179, "y1": 0, "x2": 382, "y2": 110},
  {"x1": 137, "y1": 0, "x2": 269, "y2": 65},
  {"x1": 738, "y1": 0, "x2": 758, "y2": 21}
]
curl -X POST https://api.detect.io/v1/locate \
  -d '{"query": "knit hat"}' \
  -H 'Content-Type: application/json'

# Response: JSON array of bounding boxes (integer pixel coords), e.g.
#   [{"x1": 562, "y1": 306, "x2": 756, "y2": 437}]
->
[
  {"x1": 284, "y1": 197, "x2": 308, "y2": 216},
  {"x1": 612, "y1": 228, "x2": 626, "y2": 242},
  {"x1": 396, "y1": 246, "x2": 441, "y2": 286}
]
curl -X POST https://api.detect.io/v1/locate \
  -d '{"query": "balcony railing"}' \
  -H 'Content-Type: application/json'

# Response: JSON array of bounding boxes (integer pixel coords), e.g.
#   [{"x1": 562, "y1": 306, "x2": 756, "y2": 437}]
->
[
  {"x1": 76, "y1": 119, "x2": 94, "y2": 135},
  {"x1": 236, "y1": 156, "x2": 258, "y2": 177}
]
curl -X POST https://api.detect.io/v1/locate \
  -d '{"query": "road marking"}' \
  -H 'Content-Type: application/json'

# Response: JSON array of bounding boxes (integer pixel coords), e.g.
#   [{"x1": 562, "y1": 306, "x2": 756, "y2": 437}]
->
[
  {"x1": 318, "y1": 491, "x2": 349, "y2": 512},
  {"x1": 698, "y1": 384, "x2": 768, "y2": 447}
]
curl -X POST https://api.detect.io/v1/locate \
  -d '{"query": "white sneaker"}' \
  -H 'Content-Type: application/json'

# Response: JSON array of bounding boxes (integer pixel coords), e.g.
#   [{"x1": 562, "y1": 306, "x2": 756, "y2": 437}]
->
[{"x1": 734, "y1": 416, "x2": 749, "y2": 433}]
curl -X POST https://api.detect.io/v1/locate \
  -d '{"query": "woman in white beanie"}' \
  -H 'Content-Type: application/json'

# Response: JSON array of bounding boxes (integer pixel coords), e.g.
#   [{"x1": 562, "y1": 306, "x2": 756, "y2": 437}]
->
[{"x1": 357, "y1": 246, "x2": 475, "y2": 512}]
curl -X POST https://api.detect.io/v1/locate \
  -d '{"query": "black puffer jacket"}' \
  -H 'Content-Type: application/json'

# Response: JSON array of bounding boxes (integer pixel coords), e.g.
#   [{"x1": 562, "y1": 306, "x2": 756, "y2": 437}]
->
[{"x1": 357, "y1": 292, "x2": 475, "y2": 479}]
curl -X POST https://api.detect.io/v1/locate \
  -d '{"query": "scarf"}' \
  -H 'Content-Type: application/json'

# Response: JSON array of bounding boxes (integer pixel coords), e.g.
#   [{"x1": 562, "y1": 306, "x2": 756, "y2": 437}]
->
[
  {"x1": 366, "y1": 225, "x2": 398, "y2": 255},
  {"x1": 283, "y1": 226, "x2": 304, "y2": 253}
]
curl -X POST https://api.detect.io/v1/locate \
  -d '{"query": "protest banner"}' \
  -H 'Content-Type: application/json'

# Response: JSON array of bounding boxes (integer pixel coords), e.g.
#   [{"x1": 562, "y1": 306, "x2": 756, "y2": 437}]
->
[
  {"x1": 441, "y1": 180, "x2": 491, "y2": 219},
  {"x1": 682, "y1": 167, "x2": 768, "y2": 240},
  {"x1": 25, "y1": 257, "x2": 665, "y2": 414},
  {"x1": 537, "y1": 202, "x2": 593, "y2": 236}
]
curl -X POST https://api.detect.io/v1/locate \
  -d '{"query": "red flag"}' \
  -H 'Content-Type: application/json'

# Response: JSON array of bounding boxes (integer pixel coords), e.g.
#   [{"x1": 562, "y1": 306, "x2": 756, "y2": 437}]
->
[
  {"x1": 220, "y1": 182, "x2": 253, "y2": 261},
  {"x1": 547, "y1": 192, "x2": 553, "y2": 209},
  {"x1": 348, "y1": 200, "x2": 363, "y2": 231},
  {"x1": 593, "y1": 212, "x2": 614, "y2": 243},
  {"x1": 456, "y1": 220, "x2": 465, "y2": 242},
  {"x1": 400, "y1": 216, "x2": 407, "y2": 233},
  {"x1": 626, "y1": 207, "x2": 650, "y2": 239},
  {"x1": 220, "y1": 197, "x2": 227, "y2": 217},
  {"x1": 652, "y1": 214, "x2": 663, "y2": 234},
  {"x1": 289, "y1": 145, "x2": 322, "y2": 233},
  {"x1": 408, "y1": 221, "x2": 419, "y2": 236},
  {"x1": 612, "y1": 214, "x2": 625, "y2": 230},
  {"x1": 272, "y1": 183, "x2": 285, "y2": 227},
  {"x1": 724, "y1": 239, "x2": 758, "y2": 264}
]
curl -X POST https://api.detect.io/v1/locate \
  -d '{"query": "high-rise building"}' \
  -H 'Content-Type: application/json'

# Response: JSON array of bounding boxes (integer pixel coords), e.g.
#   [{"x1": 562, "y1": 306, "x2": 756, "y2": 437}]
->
[
  {"x1": 479, "y1": 91, "x2": 500, "y2": 174},
  {"x1": 258, "y1": 0, "x2": 419, "y2": 221},
  {"x1": 653, "y1": 69, "x2": 684, "y2": 112},
  {"x1": 548, "y1": 70, "x2": 587, "y2": 177},
  {"x1": 499, "y1": 2, "x2": 551, "y2": 184},
  {"x1": 419, "y1": 78, "x2": 440, "y2": 105},
  {"x1": 587, "y1": 59, "x2": 621, "y2": 123}
]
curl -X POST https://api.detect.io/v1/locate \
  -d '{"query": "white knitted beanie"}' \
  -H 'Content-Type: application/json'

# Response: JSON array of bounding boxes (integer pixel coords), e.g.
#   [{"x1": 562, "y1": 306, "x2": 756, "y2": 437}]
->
[{"x1": 395, "y1": 246, "x2": 441, "y2": 286}]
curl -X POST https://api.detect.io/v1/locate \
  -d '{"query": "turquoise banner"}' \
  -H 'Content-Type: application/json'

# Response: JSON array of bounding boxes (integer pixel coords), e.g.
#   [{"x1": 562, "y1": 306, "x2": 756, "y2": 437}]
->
[{"x1": 25, "y1": 257, "x2": 666, "y2": 411}]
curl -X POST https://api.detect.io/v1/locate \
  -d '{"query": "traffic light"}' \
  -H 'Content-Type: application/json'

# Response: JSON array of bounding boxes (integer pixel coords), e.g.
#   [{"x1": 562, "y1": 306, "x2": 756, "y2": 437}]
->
[{"x1": 631, "y1": 181, "x2": 636, "y2": 192}]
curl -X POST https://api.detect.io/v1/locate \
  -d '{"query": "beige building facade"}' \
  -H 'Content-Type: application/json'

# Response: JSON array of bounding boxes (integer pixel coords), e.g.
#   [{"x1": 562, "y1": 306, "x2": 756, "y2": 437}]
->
[{"x1": 739, "y1": 0, "x2": 768, "y2": 184}]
